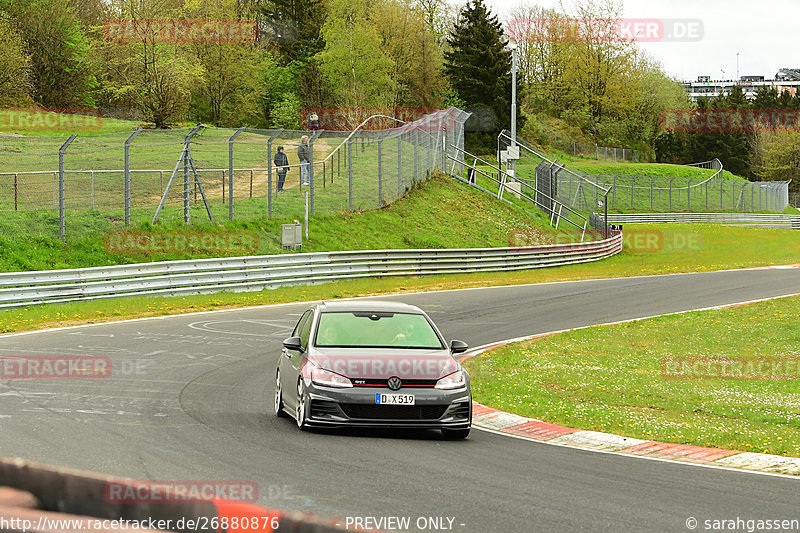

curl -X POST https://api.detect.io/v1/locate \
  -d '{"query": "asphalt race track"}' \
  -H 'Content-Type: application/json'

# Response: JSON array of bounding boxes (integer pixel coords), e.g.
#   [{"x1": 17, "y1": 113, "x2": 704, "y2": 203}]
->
[{"x1": 1, "y1": 268, "x2": 799, "y2": 532}]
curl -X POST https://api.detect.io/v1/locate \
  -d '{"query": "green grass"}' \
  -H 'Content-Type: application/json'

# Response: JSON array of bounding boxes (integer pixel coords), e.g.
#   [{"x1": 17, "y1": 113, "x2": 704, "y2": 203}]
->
[
  {"x1": 0, "y1": 174, "x2": 567, "y2": 272},
  {"x1": 463, "y1": 295, "x2": 800, "y2": 456},
  {"x1": 2, "y1": 222, "x2": 800, "y2": 335},
  {"x1": 474, "y1": 153, "x2": 783, "y2": 213},
  {"x1": 0, "y1": 129, "x2": 438, "y2": 234}
]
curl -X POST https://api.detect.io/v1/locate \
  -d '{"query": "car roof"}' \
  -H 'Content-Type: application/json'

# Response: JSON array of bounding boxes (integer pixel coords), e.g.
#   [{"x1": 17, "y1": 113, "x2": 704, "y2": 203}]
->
[{"x1": 317, "y1": 300, "x2": 424, "y2": 314}]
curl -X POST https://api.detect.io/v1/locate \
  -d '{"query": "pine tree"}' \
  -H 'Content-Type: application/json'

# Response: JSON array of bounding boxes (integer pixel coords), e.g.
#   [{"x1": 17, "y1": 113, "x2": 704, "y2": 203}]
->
[
  {"x1": 444, "y1": 0, "x2": 512, "y2": 133},
  {"x1": 251, "y1": 0, "x2": 326, "y2": 62}
]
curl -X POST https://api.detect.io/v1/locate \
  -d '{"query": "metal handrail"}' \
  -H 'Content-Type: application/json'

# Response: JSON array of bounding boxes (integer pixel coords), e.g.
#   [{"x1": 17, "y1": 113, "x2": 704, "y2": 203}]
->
[{"x1": 448, "y1": 146, "x2": 590, "y2": 240}]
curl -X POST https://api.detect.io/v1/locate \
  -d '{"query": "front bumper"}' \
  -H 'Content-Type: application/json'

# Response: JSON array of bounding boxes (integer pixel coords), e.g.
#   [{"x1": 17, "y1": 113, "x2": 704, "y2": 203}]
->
[{"x1": 303, "y1": 382, "x2": 472, "y2": 429}]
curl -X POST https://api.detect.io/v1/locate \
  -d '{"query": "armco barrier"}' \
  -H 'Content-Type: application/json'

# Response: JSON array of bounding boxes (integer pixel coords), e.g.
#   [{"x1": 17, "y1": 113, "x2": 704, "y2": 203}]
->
[
  {"x1": 0, "y1": 457, "x2": 357, "y2": 532},
  {"x1": 598, "y1": 212, "x2": 800, "y2": 225},
  {"x1": 0, "y1": 234, "x2": 623, "y2": 308}
]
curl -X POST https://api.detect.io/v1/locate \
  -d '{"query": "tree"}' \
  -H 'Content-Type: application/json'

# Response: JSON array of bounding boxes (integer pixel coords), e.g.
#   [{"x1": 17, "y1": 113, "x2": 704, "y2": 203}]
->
[
  {"x1": 5, "y1": 0, "x2": 97, "y2": 107},
  {"x1": 315, "y1": 0, "x2": 396, "y2": 123},
  {"x1": 94, "y1": 0, "x2": 198, "y2": 128},
  {"x1": 444, "y1": 0, "x2": 512, "y2": 133},
  {"x1": 183, "y1": 0, "x2": 267, "y2": 126},
  {"x1": 413, "y1": 0, "x2": 455, "y2": 45},
  {"x1": 242, "y1": 0, "x2": 326, "y2": 62},
  {"x1": 0, "y1": 12, "x2": 32, "y2": 106},
  {"x1": 508, "y1": 3, "x2": 574, "y2": 113},
  {"x1": 370, "y1": 0, "x2": 445, "y2": 109},
  {"x1": 560, "y1": 0, "x2": 638, "y2": 132}
]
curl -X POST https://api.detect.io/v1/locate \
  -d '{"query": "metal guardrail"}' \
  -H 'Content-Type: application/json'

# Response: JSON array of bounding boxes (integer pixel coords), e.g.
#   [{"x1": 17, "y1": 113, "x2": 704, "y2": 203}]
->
[
  {"x1": 0, "y1": 234, "x2": 623, "y2": 308},
  {"x1": 600, "y1": 213, "x2": 800, "y2": 224}
]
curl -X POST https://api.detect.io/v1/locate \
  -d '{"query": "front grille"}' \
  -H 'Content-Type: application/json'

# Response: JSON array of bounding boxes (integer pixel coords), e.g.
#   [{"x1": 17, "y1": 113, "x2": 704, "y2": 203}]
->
[
  {"x1": 340, "y1": 404, "x2": 448, "y2": 420},
  {"x1": 351, "y1": 379, "x2": 438, "y2": 388},
  {"x1": 310, "y1": 400, "x2": 342, "y2": 418}
]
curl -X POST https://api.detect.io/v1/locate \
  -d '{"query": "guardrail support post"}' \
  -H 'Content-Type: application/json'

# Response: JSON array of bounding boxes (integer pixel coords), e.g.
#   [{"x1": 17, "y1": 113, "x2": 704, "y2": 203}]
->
[{"x1": 58, "y1": 134, "x2": 77, "y2": 241}]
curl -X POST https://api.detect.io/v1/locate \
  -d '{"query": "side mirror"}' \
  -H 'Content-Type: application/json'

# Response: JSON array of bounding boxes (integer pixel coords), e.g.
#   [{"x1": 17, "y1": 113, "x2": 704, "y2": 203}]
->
[
  {"x1": 450, "y1": 340, "x2": 469, "y2": 354},
  {"x1": 283, "y1": 336, "x2": 304, "y2": 352}
]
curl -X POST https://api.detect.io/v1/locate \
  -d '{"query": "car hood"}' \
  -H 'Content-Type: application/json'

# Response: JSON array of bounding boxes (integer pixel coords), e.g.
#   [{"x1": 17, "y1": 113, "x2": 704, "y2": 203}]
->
[{"x1": 308, "y1": 348, "x2": 460, "y2": 380}]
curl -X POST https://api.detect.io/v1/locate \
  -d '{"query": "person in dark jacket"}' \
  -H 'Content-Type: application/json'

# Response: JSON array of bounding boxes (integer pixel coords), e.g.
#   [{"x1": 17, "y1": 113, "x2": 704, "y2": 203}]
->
[
  {"x1": 297, "y1": 136, "x2": 310, "y2": 185},
  {"x1": 274, "y1": 146, "x2": 289, "y2": 192}
]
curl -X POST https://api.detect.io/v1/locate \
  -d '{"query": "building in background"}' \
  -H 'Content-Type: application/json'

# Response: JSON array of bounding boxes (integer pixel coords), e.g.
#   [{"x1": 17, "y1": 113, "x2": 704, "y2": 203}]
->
[{"x1": 683, "y1": 69, "x2": 800, "y2": 102}]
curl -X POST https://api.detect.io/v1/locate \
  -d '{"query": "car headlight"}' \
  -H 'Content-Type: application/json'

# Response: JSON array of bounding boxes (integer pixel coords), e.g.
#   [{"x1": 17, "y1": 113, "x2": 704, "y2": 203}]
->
[
  {"x1": 310, "y1": 366, "x2": 353, "y2": 388},
  {"x1": 435, "y1": 370, "x2": 466, "y2": 390}
]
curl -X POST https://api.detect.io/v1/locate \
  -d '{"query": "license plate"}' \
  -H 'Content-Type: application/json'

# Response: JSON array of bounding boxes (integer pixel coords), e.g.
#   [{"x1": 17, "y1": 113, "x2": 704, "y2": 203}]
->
[{"x1": 376, "y1": 393, "x2": 415, "y2": 405}]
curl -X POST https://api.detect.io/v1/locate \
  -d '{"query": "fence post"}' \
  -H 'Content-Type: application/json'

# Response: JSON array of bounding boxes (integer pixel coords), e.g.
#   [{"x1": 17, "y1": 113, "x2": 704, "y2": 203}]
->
[
  {"x1": 377, "y1": 138, "x2": 383, "y2": 207},
  {"x1": 58, "y1": 134, "x2": 78, "y2": 240},
  {"x1": 612, "y1": 175, "x2": 617, "y2": 208},
  {"x1": 250, "y1": 170, "x2": 253, "y2": 198},
  {"x1": 124, "y1": 129, "x2": 141, "y2": 227},
  {"x1": 228, "y1": 127, "x2": 244, "y2": 221},
  {"x1": 184, "y1": 145, "x2": 190, "y2": 223},
  {"x1": 413, "y1": 129, "x2": 419, "y2": 183},
  {"x1": 669, "y1": 177, "x2": 674, "y2": 211},
  {"x1": 309, "y1": 130, "x2": 322, "y2": 214},
  {"x1": 348, "y1": 136, "x2": 354, "y2": 211},
  {"x1": 426, "y1": 128, "x2": 431, "y2": 178},
  {"x1": 398, "y1": 135, "x2": 403, "y2": 197},
  {"x1": 14, "y1": 173, "x2": 18, "y2": 211},
  {"x1": 687, "y1": 178, "x2": 693, "y2": 211}
]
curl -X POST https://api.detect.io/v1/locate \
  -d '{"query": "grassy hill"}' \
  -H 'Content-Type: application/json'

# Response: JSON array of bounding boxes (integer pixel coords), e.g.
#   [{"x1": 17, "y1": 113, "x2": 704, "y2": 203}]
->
[{"x1": 0, "y1": 174, "x2": 574, "y2": 273}]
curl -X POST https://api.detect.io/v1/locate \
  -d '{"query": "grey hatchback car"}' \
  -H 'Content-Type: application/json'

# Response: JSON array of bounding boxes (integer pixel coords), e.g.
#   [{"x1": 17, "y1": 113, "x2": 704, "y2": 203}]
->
[{"x1": 274, "y1": 301, "x2": 472, "y2": 439}]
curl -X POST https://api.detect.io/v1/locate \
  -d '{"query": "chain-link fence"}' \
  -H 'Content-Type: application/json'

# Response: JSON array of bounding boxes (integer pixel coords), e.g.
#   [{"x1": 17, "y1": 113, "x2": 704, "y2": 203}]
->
[
  {"x1": 497, "y1": 131, "x2": 789, "y2": 214},
  {"x1": 0, "y1": 108, "x2": 470, "y2": 240},
  {"x1": 535, "y1": 125, "x2": 649, "y2": 162}
]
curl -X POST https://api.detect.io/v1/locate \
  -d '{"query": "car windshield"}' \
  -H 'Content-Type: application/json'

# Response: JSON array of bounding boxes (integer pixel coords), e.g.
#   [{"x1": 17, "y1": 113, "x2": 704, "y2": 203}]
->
[{"x1": 315, "y1": 311, "x2": 444, "y2": 349}]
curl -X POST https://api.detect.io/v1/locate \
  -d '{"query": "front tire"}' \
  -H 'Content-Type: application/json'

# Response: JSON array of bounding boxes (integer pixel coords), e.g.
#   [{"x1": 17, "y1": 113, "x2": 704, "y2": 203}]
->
[
  {"x1": 296, "y1": 379, "x2": 309, "y2": 430},
  {"x1": 274, "y1": 370, "x2": 288, "y2": 418},
  {"x1": 441, "y1": 428, "x2": 470, "y2": 440}
]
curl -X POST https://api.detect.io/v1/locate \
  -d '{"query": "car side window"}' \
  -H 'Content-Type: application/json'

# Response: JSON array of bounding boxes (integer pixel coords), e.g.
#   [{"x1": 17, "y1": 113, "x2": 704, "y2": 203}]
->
[
  {"x1": 293, "y1": 310, "x2": 312, "y2": 337},
  {"x1": 299, "y1": 311, "x2": 314, "y2": 350}
]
